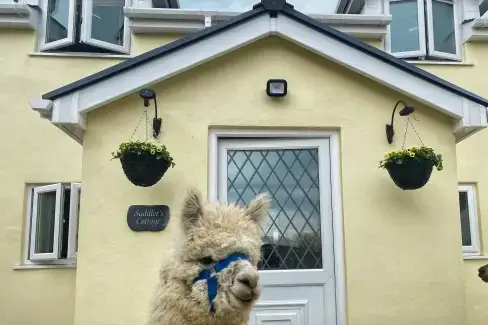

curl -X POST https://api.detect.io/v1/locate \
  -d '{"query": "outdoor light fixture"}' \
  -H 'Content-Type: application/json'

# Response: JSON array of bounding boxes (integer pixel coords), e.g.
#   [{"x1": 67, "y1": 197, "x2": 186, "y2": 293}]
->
[
  {"x1": 266, "y1": 79, "x2": 287, "y2": 97},
  {"x1": 139, "y1": 88, "x2": 162, "y2": 138},
  {"x1": 385, "y1": 100, "x2": 415, "y2": 144}
]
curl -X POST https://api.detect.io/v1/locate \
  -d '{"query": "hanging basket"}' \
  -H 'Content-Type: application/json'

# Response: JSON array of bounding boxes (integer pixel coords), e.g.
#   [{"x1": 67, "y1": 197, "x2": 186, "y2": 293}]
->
[
  {"x1": 112, "y1": 140, "x2": 175, "y2": 187},
  {"x1": 379, "y1": 146, "x2": 443, "y2": 191},
  {"x1": 385, "y1": 157, "x2": 434, "y2": 190},
  {"x1": 120, "y1": 153, "x2": 171, "y2": 187}
]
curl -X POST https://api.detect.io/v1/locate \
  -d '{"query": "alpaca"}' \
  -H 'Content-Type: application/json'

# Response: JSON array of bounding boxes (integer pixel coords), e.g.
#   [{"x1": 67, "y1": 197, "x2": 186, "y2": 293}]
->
[
  {"x1": 479, "y1": 263, "x2": 488, "y2": 282},
  {"x1": 148, "y1": 188, "x2": 270, "y2": 325}
]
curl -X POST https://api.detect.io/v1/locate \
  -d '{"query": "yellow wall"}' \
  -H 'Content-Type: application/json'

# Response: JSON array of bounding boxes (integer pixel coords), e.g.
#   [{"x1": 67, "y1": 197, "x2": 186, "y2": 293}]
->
[
  {"x1": 414, "y1": 43, "x2": 488, "y2": 325},
  {"x1": 0, "y1": 28, "x2": 182, "y2": 325},
  {"x1": 0, "y1": 29, "x2": 120, "y2": 325},
  {"x1": 78, "y1": 37, "x2": 466, "y2": 325}
]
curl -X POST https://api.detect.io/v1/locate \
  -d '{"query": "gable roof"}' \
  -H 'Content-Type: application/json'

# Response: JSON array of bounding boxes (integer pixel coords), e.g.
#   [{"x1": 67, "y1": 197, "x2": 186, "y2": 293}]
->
[{"x1": 31, "y1": 0, "x2": 488, "y2": 144}]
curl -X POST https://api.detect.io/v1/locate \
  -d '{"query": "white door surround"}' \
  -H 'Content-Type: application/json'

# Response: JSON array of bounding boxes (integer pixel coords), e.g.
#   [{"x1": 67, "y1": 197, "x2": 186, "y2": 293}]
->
[{"x1": 208, "y1": 129, "x2": 346, "y2": 325}]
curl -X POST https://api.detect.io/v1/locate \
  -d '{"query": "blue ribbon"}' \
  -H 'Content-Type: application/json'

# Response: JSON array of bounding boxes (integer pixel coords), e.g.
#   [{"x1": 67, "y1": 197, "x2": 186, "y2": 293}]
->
[{"x1": 193, "y1": 253, "x2": 249, "y2": 314}]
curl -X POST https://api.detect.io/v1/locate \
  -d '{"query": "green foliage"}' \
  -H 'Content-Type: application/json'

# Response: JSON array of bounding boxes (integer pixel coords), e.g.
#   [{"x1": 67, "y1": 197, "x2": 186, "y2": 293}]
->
[
  {"x1": 379, "y1": 145, "x2": 443, "y2": 171},
  {"x1": 111, "y1": 140, "x2": 175, "y2": 167}
]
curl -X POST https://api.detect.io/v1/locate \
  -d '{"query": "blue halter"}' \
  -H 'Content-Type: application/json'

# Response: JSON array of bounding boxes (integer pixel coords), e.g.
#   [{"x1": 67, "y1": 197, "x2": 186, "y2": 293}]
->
[{"x1": 193, "y1": 253, "x2": 249, "y2": 314}]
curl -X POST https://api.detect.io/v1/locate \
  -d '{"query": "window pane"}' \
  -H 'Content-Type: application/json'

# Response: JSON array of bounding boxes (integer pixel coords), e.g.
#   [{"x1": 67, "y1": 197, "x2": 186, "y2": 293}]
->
[
  {"x1": 34, "y1": 191, "x2": 57, "y2": 254},
  {"x1": 432, "y1": 0, "x2": 456, "y2": 54},
  {"x1": 92, "y1": 0, "x2": 125, "y2": 46},
  {"x1": 227, "y1": 148, "x2": 322, "y2": 270},
  {"x1": 459, "y1": 192, "x2": 472, "y2": 246},
  {"x1": 390, "y1": 0, "x2": 420, "y2": 53},
  {"x1": 177, "y1": 0, "x2": 330, "y2": 13},
  {"x1": 46, "y1": 0, "x2": 70, "y2": 43}
]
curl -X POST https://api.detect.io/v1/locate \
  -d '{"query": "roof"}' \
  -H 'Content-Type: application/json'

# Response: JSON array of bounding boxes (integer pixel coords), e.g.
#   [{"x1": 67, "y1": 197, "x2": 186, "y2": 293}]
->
[
  {"x1": 31, "y1": 0, "x2": 488, "y2": 145},
  {"x1": 41, "y1": 0, "x2": 488, "y2": 107}
]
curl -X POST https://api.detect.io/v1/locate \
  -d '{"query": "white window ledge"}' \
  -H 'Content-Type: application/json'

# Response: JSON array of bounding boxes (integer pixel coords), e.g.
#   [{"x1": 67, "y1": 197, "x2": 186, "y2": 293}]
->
[
  {"x1": 463, "y1": 255, "x2": 488, "y2": 260},
  {"x1": 0, "y1": 2, "x2": 39, "y2": 30},
  {"x1": 28, "y1": 52, "x2": 132, "y2": 59},
  {"x1": 123, "y1": 7, "x2": 391, "y2": 40},
  {"x1": 407, "y1": 60, "x2": 475, "y2": 66},
  {"x1": 13, "y1": 263, "x2": 76, "y2": 270}
]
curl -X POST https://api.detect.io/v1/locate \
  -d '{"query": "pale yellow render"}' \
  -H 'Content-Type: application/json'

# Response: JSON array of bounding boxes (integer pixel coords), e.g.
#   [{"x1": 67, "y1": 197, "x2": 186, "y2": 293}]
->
[{"x1": 1, "y1": 1, "x2": 488, "y2": 325}]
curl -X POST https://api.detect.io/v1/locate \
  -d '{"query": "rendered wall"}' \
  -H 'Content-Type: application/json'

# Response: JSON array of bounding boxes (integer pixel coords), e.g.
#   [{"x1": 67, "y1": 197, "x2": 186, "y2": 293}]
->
[
  {"x1": 77, "y1": 37, "x2": 465, "y2": 325},
  {"x1": 418, "y1": 43, "x2": 488, "y2": 325}
]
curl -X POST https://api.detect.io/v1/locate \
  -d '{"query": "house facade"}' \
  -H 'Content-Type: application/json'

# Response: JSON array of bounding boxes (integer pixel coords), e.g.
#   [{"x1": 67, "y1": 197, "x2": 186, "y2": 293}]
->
[{"x1": 1, "y1": 0, "x2": 488, "y2": 324}]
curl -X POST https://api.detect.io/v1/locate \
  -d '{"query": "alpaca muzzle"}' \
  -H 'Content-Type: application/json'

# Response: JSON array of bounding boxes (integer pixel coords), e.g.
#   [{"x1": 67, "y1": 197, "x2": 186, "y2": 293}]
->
[{"x1": 193, "y1": 253, "x2": 250, "y2": 314}]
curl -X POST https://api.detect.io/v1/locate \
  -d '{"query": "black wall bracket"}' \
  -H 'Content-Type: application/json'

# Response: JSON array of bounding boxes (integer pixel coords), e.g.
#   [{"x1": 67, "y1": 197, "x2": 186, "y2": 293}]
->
[
  {"x1": 139, "y1": 89, "x2": 162, "y2": 138},
  {"x1": 386, "y1": 100, "x2": 415, "y2": 144}
]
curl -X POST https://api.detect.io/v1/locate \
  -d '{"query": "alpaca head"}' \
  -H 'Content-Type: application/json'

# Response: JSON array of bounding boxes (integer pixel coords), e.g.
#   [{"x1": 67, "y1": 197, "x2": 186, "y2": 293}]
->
[
  {"x1": 478, "y1": 263, "x2": 488, "y2": 282},
  {"x1": 175, "y1": 188, "x2": 270, "y2": 320}
]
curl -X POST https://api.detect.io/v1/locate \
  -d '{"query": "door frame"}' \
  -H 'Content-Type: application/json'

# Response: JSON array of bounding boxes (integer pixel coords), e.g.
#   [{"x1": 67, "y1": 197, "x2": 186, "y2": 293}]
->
[{"x1": 208, "y1": 128, "x2": 346, "y2": 325}]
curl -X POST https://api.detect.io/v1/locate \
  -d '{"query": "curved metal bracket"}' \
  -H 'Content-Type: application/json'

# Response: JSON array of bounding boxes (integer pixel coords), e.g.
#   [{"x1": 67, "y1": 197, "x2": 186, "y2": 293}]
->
[
  {"x1": 386, "y1": 100, "x2": 415, "y2": 144},
  {"x1": 139, "y1": 88, "x2": 162, "y2": 138}
]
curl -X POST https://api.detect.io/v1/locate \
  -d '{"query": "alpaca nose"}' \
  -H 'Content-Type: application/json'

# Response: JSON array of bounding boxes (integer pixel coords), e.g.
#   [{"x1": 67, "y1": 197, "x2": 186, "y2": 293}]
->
[{"x1": 236, "y1": 271, "x2": 258, "y2": 289}]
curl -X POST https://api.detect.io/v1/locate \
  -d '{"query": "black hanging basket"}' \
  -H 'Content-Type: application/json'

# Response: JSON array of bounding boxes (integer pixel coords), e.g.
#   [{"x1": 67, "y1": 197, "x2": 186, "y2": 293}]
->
[
  {"x1": 385, "y1": 157, "x2": 434, "y2": 190},
  {"x1": 120, "y1": 153, "x2": 171, "y2": 187}
]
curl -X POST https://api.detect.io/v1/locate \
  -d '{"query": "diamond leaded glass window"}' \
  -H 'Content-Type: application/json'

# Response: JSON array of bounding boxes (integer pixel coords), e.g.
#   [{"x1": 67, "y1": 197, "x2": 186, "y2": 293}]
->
[{"x1": 227, "y1": 148, "x2": 322, "y2": 270}]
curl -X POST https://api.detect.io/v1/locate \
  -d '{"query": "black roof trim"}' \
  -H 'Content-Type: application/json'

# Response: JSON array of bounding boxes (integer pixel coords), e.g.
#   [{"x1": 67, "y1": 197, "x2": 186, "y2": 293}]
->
[
  {"x1": 42, "y1": 6, "x2": 266, "y2": 100},
  {"x1": 42, "y1": 0, "x2": 488, "y2": 107}
]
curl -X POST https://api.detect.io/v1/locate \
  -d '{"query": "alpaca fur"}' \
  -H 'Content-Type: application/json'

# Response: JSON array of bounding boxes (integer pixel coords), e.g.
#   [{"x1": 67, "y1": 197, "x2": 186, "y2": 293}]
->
[
  {"x1": 148, "y1": 188, "x2": 270, "y2": 325},
  {"x1": 479, "y1": 263, "x2": 488, "y2": 282}
]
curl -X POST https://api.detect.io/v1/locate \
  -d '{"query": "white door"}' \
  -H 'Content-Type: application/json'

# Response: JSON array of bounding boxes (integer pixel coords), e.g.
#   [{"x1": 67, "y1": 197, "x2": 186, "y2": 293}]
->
[{"x1": 217, "y1": 138, "x2": 337, "y2": 325}]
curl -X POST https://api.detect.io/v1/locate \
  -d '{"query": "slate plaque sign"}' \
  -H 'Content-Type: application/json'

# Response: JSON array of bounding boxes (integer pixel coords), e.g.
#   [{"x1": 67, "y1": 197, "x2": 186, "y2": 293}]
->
[{"x1": 127, "y1": 205, "x2": 170, "y2": 232}]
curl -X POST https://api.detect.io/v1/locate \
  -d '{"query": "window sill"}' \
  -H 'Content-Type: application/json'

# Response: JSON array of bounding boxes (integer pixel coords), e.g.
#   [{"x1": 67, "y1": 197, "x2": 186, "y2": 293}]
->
[
  {"x1": 463, "y1": 255, "x2": 488, "y2": 260},
  {"x1": 406, "y1": 60, "x2": 475, "y2": 66},
  {"x1": 28, "y1": 52, "x2": 132, "y2": 59},
  {"x1": 13, "y1": 263, "x2": 76, "y2": 270}
]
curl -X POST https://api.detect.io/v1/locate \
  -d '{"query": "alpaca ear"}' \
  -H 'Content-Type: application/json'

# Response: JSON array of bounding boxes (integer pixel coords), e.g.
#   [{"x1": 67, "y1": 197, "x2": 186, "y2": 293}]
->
[
  {"x1": 181, "y1": 188, "x2": 204, "y2": 231},
  {"x1": 245, "y1": 193, "x2": 270, "y2": 223}
]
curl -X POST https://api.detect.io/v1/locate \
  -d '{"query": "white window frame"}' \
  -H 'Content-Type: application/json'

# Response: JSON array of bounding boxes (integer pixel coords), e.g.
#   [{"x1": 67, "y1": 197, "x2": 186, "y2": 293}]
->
[
  {"x1": 39, "y1": 0, "x2": 77, "y2": 51},
  {"x1": 39, "y1": 0, "x2": 131, "y2": 54},
  {"x1": 459, "y1": 184, "x2": 480, "y2": 256},
  {"x1": 67, "y1": 182, "x2": 81, "y2": 259},
  {"x1": 80, "y1": 0, "x2": 131, "y2": 54},
  {"x1": 29, "y1": 183, "x2": 64, "y2": 261},
  {"x1": 25, "y1": 183, "x2": 81, "y2": 265},
  {"x1": 425, "y1": 0, "x2": 461, "y2": 60},
  {"x1": 387, "y1": 0, "x2": 462, "y2": 61},
  {"x1": 387, "y1": 0, "x2": 427, "y2": 59}
]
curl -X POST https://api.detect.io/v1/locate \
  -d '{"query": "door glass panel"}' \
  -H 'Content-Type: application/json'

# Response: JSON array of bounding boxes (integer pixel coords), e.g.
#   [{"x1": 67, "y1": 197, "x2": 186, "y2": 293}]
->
[
  {"x1": 459, "y1": 191, "x2": 472, "y2": 246},
  {"x1": 92, "y1": 0, "x2": 125, "y2": 46},
  {"x1": 389, "y1": 0, "x2": 420, "y2": 53},
  {"x1": 34, "y1": 191, "x2": 57, "y2": 254},
  {"x1": 227, "y1": 148, "x2": 322, "y2": 270},
  {"x1": 432, "y1": 0, "x2": 456, "y2": 54},
  {"x1": 46, "y1": 0, "x2": 70, "y2": 43}
]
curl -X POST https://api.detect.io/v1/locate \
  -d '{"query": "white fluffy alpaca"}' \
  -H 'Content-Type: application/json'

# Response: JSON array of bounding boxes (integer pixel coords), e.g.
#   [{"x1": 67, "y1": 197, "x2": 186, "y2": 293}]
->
[{"x1": 148, "y1": 188, "x2": 270, "y2": 325}]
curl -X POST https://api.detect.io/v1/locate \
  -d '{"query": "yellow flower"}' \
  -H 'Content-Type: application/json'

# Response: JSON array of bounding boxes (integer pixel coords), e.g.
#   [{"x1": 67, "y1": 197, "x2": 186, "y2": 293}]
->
[
  {"x1": 409, "y1": 152, "x2": 415, "y2": 157},
  {"x1": 157, "y1": 147, "x2": 162, "y2": 152},
  {"x1": 150, "y1": 149, "x2": 155, "y2": 154},
  {"x1": 142, "y1": 145, "x2": 147, "y2": 150}
]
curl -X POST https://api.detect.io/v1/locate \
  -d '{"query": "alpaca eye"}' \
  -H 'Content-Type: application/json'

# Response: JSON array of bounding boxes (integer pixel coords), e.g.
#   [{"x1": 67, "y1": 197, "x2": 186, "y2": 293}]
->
[{"x1": 198, "y1": 256, "x2": 214, "y2": 265}]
